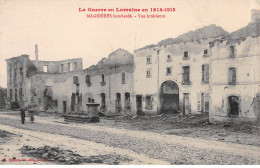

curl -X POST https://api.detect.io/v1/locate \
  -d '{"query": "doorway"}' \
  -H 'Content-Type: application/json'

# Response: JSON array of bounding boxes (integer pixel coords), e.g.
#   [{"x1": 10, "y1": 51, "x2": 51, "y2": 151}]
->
[
  {"x1": 63, "y1": 101, "x2": 67, "y2": 113},
  {"x1": 136, "y1": 95, "x2": 143, "y2": 115},
  {"x1": 183, "y1": 93, "x2": 190, "y2": 115},
  {"x1": 101, "y1": 93, "x2": 106, "y2": 110},
  {"x1": 159, "y1": 80, "x2": 179, "y2": 113},
  {"x1": 229, "y1": 96, "x2": 239, "y2": 115}
]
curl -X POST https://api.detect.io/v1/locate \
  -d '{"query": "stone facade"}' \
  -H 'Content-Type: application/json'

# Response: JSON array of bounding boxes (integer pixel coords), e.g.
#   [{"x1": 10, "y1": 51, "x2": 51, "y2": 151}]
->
[
  {"x1": 6, "y1": 48, "x2": 135, "y2": 116},
  {"x1": 133, "y1": 38, "x2": 214, "y2": 116},
  {"x1": 209, "y1": 37, "x2": 260, "y2": 122},
  {"x1": 133, "y1": 10, "x2": 260, "y2": 122},
  {"x1": 5, "y1": 9, "x2": 260, "y2": 122}
]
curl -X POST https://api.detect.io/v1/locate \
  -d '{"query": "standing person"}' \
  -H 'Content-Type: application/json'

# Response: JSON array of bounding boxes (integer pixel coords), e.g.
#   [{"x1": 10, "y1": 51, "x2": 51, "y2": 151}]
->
[{"x1": 20, "y1": 108, "x2": 25, "y2": 124}]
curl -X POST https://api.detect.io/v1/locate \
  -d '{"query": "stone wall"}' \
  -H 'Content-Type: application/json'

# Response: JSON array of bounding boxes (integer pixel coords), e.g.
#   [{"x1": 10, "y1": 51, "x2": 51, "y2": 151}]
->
[{"x1": 210, "y1": 36, "x2": 260, "y2": 122}]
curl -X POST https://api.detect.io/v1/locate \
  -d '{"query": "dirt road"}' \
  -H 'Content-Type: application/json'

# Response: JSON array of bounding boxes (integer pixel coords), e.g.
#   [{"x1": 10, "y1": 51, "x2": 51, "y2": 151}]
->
[{"x1": 0, "y1": 113, "x2": 259, "y2": 164}]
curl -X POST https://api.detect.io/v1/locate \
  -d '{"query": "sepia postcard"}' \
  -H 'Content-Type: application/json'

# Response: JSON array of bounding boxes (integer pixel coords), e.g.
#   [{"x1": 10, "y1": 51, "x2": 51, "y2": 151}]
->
[{"x1": 0, "y1": 0, "x2": 259, "y2": 166}]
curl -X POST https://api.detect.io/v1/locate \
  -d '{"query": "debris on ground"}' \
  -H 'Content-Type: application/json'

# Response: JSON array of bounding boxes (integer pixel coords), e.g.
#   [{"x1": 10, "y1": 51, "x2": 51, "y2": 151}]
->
[
  {"x1": 0, "y1": 130, "x2": 16, "y2": 144},
  {"x1": 0, "y1": 130, "x2": 8, "y2": 138},
  {"x1": 20, "y1": 145, "x2": 132, "y2": 165},
  {"x1": 98, "y1": 111, "x2": 107, "y2": 117}
]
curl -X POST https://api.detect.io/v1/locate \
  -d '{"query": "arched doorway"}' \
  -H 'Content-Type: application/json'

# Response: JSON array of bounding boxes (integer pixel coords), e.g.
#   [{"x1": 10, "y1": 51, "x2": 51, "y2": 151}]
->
[
  {"x1": 228, "y1": 95, "x2": 240, "y2": 116},
  {"x1": 159, "y1": 80, "x2": 179, "y2": 113}
]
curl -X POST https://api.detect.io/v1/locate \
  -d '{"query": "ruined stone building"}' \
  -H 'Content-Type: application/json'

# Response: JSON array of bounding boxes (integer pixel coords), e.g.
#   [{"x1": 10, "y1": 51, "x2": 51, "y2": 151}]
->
[
  {"x1": 6, "y1": 47, "x2": 134, "y2": 115},
  {"x1": 133, "y1": 9, "x2": 260, "y2": 122},
  {"x1": 81, "y1": 49, "x2": 134, "y2": 115},
  {"x1": 209, "y1": 14, "x2": 260, "y2": 122},
  {"x1": 6, "y1": 9, "x2": 260, "y2": 122},
  {"x1": 133, "y1": 26, "x2": 226, "y2": 116},
  {"x1": 6, "y1": 46, "x2": 83, "y2": 111}
]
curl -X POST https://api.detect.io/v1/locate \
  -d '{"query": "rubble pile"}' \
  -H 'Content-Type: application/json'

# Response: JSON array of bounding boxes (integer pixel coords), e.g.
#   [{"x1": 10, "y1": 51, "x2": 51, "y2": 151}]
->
[{"x1": 20, "y1": 145, "x2": 132, "y2": 165}]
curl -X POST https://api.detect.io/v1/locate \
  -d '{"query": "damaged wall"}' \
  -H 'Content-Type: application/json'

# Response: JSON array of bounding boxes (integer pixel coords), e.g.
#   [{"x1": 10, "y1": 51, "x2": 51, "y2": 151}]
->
[
  {"x1": 23, "y1": 49, "x2": 134, "y2": 115},
  {"x1": 6, "y1": 55, "x2": 37, "y2": 108},
  {"x1": 210, "y1": 36, "x2": 260, "y2": 122},
  {"x1": 80, "y1": 48, "x2": 134, "y2": 115},
  {"x1": 31, "y1": 58, "x2": 83, "y2": 73},
  {"x1": 134, "y1": 38, "x2": 212, "y2": 115}
]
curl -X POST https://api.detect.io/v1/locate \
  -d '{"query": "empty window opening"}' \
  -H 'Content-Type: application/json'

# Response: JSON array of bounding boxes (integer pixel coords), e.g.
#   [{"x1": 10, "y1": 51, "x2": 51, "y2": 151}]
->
[
  {"x1": 68, "y1": 63, "x2": 71, "y2": 71},
  {"x1": 228, "y1": 67, "x2": 236, "y2": 85},
  {"x1": 101, "y1": 74, "x2": 105, "y2": 83},
  {"x1": 15, "y1": 89, "x2": 18, "y2": 101},
  {"x1": 20, "y1": 66, "x2": 23, "y2": 83},
  {"x1": 101, "y1": 93, "x2": 106, "y2": 109},
  {"x1": 122, "y1": 72, "x2": 126, "y2": 84},
  {"x1": 79, "y1": 93, "x2": 82, "y2": 106},
  {"x1": 73, "y1": 76, "x2": 79, "y2": 84},
  {"x1": 202, "y1": 64, "x2": 209, "y2": 83},
  {"x1": 136, "y1": 95, "x2": 143, "y2": 115},
  {"x1": 145, "y1": 95, "x2": 153, "y2": 109},
  {"x1": 229, "y1": 96, "x2": 239, "y2": 115},
  {"x1": 230, "y1": 46, "x2": 235, "y2": 58},
  {"x1": 204, "y1": 49, "x2": 208, "y2": 55},
  {"x1": 182, "y1": 66, "x2": 190, "y2": 84},
  {"x1": 14, "y1": 63, "x2": 17, "y2": 85},
  {"x1": 167, "y1": 55, "x2": 172, "y2": 62},
  {"x1": 43, "y1": 65, "x2": 48, "y2": 72},
  {"x1": 10, "y1": 89, "x2": 12, "y2": 101},
  {"x1": 146, "y1": 69, "x2": 151, "y2": 78},
  {"x1": 183, "y1": 51, "x2": 189, "y2": 59},
  {"x1": 116, "y1": 93, "x2": 122, "y2": 112},
  {"x1": 166, "y1": 67, "x2": 172, "y2": 76},
  {"x1": 125, "y1": 92, "x2": 131, "y2": 110},
  {"x1": 71, "y1": 93, "x2": 76, "y2": 111},
  {"x1": 19, "y1": 88, "x2": 23, "y2": 100},
  {"x1": 9, "y1": 64, "x2": 12, "y2": 85},
  {"x1": 74, "y1": 62, "x2": 78, "y2": 70},
  {"x1": 63, "y1": 101, "x2": 67, "y2": 113},
  {"x1": 146, "y1": 56, "x2": 152, "y2": 64},
  {"x1": 85, "y1": 75, "x2": 91, "y2": 84}
]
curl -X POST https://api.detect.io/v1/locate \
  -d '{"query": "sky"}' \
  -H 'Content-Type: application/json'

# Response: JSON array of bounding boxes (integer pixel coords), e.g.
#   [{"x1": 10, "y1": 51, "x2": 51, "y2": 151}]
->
[{"x1": 0, "y1": 0, "x2": 259, "y2": 87}]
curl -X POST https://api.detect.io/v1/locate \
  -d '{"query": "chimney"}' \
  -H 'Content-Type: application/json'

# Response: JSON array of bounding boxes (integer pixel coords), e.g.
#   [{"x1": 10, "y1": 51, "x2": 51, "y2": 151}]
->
[{"x1": 35, "y1": 44, "x2": 38, "y2": 70}]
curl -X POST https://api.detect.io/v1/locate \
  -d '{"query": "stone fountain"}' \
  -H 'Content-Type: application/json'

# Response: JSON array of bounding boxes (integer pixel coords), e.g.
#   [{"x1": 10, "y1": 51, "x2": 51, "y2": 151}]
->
[{"x1": 63, "y1": 99, "x2": 100, "y2": 123}]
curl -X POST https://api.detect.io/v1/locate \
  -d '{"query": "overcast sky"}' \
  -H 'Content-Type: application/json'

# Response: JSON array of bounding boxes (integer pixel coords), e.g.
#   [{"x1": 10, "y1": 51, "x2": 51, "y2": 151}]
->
[{"x1": 0, "y1": 0, "x2": 259, "y2": 87}]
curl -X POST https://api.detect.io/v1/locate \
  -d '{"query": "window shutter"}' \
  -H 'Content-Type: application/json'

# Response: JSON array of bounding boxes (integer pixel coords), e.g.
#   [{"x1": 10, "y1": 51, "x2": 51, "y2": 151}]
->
[
  {"x1": 202, "y1": 65, "x2": 205, "y2": 81},
  {"x1": 228, "y1": 69, "x2": 232, "y2": 83},
  {"x1": 197, "y1": 93, "x2": 201, "y2": 111},
  {"x1": 232, "y1": 68, "x2": 236, "y2": 83},
  {"x1": 205, "y1": 64, "x2": 209, "y2": 82},
  {"x1": 71, "y1": 93, "x2": 76, "y2": 105},
  {"x1": 205, "y1": 93, "x2": 210, "y2": 111},
  {"x1": 79, "y1": 93, "x2": 82, "y2": 106}
]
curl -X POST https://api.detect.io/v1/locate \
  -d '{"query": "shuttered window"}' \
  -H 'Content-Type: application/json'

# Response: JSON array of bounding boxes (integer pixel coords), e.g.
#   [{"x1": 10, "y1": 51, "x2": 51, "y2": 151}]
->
[
  {"x1": 197, "y1": 93, "x2": 201, "y2": 111},
  {"x1": 202, "y1": 64, "x2": 209, "y2": 83},
  {"x1": 205, "y1": 93, "x2": 209, "y2": 112},
  {"x1": 229, "y1": 67, "x2": 236, "y2": 85}
]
